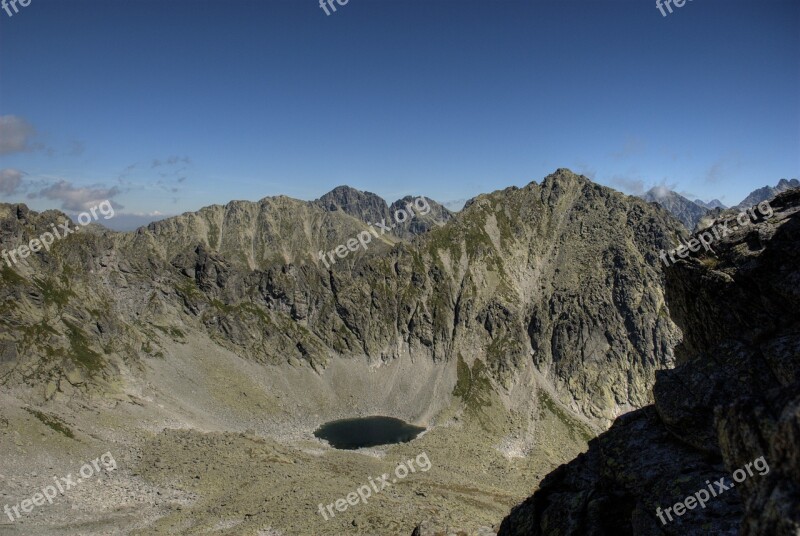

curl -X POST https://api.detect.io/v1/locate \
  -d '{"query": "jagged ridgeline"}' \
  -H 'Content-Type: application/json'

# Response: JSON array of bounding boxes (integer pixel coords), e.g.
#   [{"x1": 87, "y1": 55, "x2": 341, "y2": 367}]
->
[{"x1": 0, "y1": 169, "x2": 685, "y2": 427}]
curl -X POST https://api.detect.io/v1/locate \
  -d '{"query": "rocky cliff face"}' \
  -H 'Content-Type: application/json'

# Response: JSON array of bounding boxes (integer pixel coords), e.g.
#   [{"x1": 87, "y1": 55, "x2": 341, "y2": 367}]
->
[
  {"x1": 315, "y1": 185, "x2": 454, "y2": 238},
  {"x1": 498, "y1": 188, "x2": 800, "y2": 535},
  {"x1": 389, "y1": 195, "x2": 454, "y2": 239},
  {"x1": 316, "y1": 185, "x2": 393, "y2": 224},
  {"x1": 141, "y1": 194, "x2": 391, "y2": 271},
  {"x1": 150, "y1": 169, "x2": 685, "y2": 423},
  {"x1": 0, "y1": 170, "x2": 684, "y2": 428}
]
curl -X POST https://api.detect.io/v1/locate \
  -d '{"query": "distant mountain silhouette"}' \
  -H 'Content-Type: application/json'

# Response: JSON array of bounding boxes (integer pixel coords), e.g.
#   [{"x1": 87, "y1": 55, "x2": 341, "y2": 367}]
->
[
  {"x1": 736, "y1": 178, "x2": 799, "y2": 209},
  {"x1": 641, "y1": 187, "x2": 708, "y2": 230}
]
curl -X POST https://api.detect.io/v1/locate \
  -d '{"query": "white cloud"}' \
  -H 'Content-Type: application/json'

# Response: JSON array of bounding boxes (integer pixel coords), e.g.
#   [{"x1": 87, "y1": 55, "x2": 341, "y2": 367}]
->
[
  {"x1": 0, "y1": 115, "x2": 36, "y2": 155},
  {"x1": 609, "y1": 175, "x2": 646, "y2": 195},
  {"x1": 650, "y1": 185, "x2": 672, "y2": 198},
  {"x1": 32, "y1": 180, "x2": 123, "y2": 211},
  {"x1": 130, "y1": 210, "x2": 164, "y2": 217},
  {"x1": 0, "y1": 168, "x2": 24, "y2": 195}
]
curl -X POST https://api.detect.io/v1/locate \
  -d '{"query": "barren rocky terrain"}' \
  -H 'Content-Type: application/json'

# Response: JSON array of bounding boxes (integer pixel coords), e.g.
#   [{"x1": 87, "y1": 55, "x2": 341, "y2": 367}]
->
[{"x1": 4, "y1": 170, "x2": 794, "y2": 535}]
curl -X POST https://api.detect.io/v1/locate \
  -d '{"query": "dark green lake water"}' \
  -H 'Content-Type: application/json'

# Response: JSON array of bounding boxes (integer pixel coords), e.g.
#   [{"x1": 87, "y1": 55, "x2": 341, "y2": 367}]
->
[{"x1": 314, "y1": 416, "x2": 425, "y2": 449}]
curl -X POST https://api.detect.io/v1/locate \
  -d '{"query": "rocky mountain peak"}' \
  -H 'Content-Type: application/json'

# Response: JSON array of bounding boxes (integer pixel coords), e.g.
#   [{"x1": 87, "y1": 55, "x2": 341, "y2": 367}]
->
[
  {"x1": 641, "y1": 187, "x2": 708, "y2": 230},
  {"x1": 541, "y1": 168, "x2": 592, "y2": 190},
  {"x1": 388, "y1": 195, "x2": 454, "y2": 238},
  {"x1": 315, "y1": 185, "x2": 391, "y2": 224},
  {"x1": 694, "y1": 198, "x2": 727, "y2": 210},
  {"x1": 735, "y1": 178, "x2": 800, "y2": 209}
]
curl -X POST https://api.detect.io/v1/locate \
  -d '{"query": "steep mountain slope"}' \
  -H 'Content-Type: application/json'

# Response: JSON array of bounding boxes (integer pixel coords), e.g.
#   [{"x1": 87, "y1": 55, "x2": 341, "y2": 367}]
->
[
  {"x1": 133, "y1": 187, "x2": 452, "y2": 276},
  {"x1": 0, "y1": 170, "x2": 685, "y2": 422},
  {"x1": 736, "y1": 178, "x2": 799, "y2": 209},
  {"x1": 0, "y1": 169, "x2": 690, "y2": 534},
  {"x1": 498, "y1": 188, "x2": 800, "y2": 536},
  {"x1": 141, "y1": 191, "x2": 400, "y2": 273},
  {"x1": 641, "y1": 187, "x2": 708, "y2": 230},
  {"x1": 144, "y1": 169, "x2": 684, "y2": 422}
]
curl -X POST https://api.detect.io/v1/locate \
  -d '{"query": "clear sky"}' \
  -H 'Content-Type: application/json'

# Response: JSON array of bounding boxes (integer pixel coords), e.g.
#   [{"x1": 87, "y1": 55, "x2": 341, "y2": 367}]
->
[{"x1": 1, "y1": 0, "x2": 798, "y2": 229}]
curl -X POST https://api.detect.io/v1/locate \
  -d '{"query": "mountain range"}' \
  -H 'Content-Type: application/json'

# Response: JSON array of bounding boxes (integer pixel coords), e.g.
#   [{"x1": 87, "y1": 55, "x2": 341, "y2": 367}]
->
[
  {"x1": 0, "y1": 169, "x2": 797, "y2": 535},
  {"x1": 641, "y1": 178, "x2": 799, "y2": 231}
]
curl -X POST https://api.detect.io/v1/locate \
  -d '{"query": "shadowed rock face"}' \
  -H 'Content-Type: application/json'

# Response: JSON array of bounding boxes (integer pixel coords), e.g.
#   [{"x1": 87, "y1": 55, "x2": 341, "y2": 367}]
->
[
  {"x1": 316, "y1": 185, "x2": 393, "y2": 225},
  {"x1": 389, "y1": 195, "x2": 454, "y2": 239},
  {"x1": 498, "y1": 188, "x2": 800, "y2": 536},
  {"x1": 315, "y1": 185, "x2": 454, "y2": 238}
]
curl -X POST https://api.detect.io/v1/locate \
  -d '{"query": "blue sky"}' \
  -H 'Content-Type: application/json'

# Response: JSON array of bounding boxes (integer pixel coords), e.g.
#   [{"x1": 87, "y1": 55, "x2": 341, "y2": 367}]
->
[{"x1": 0, "y1": 0, "x2": 798, "y2": 229}]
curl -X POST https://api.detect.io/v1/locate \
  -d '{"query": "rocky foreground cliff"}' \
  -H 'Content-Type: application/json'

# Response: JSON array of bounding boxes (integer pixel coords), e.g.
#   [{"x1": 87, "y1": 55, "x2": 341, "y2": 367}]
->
[{"x1": 498, "y1": 188, "x2": 800, "y2": 535}]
